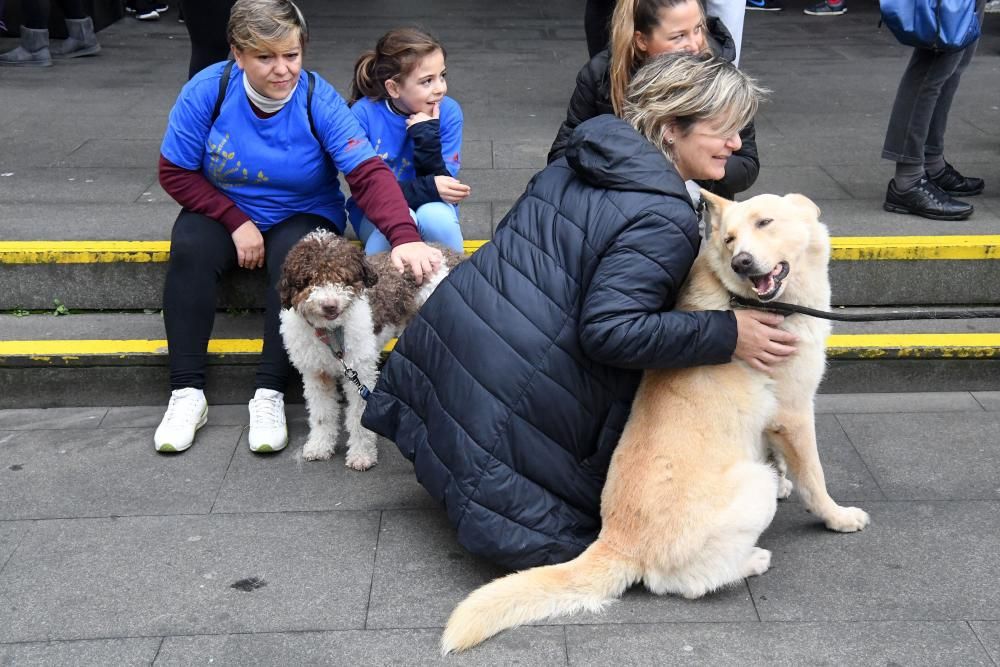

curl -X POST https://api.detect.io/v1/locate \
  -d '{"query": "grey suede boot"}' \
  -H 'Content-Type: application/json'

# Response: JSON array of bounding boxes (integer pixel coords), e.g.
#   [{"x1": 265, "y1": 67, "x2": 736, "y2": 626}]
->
[
  {"x1": 0, "y1": 26, "x2": 52, "y2": 67},
  {"x1": 51, "y1": 17, "x2": 101, "y2": 58}
]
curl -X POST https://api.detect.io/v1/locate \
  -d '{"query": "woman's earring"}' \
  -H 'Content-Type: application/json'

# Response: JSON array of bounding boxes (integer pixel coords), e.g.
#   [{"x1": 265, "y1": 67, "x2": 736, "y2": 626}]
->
[{"x1": 667, "y1": 138, "x2": 674, "y2": 145}]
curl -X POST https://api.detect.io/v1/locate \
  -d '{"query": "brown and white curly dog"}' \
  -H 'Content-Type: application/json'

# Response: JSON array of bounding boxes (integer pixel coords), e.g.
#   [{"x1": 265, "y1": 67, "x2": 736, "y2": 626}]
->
[{"x1": 278, "y1": 229, "x2": 462, "y2": 470}]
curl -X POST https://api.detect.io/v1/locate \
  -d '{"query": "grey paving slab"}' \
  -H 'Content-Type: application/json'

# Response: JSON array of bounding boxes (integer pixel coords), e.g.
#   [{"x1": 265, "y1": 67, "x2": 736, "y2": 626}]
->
[
  {"x1": 565, "y1": 621, "x2": 992, "y2": 666},
  {"x1": 458, "y1": 167, "x2": 536, "y2": 201},
  {"x1": 0, "y1": 136, "x2": 88, "y2": 169},
  {"x1": 0, "y1": 425, "x2": 240, "y2": 520},
  {"x1": 0, "y1": 638, "x2": 161, "y2": 666},
  {"x1": 971, "y1": 621, "x2": 1000, "y2": 665},
  {"x1": 836, "y1": 412, "x2": 1000, "y2": 500},
  {"x1": 493, "y1": 141, "x2": 550, "y2": 169},
  {"x1": 815, "y1": 392, "x2": 983, "y2": 415},
  {"x1": 3, "y1": 203, "x2": 178, "y2": 240},
  {"x1": 49, "y1": 138, "x2": 163, "y2": 170},
  {"x1": 972, "y1": 392, "x2": 1000, "y2": 412},
  {"x1": 492, "y1": 200, "x2": 517, "y2": 226},
  {"x1": 744, "y1": 166, "x2": 852, "y2": 200},
  {"x1": 458, "y1": 202, "x2": 491, "y2": 240},
  {"x1": 155, "y1": 627, "x2": 566, "y2": 666},
  {"x1": 461, "y1": 140, "x2": 493, "y2": 170},
  {"x1": 791, "y1": 414, "x2": 885, "y2": 503},
  {"x1": 0, "y1": 167, "x2": 156, "y2": 204},
  {"x1": 213, "y1": 429, "x2": 436, "y2": 513},
  {"x1": 750, "y1": 501, "x2": 1000, "y2": 621},
  {"x1": 0, "y1": 407, "x2": 107, "y2": 430},
  {"x1": 366, "y1": 510, "x2": 757, "y2": 631},
  {"x1": 0, "y1": 521, "x2": 30, "y2": 573},
  {"x1": 808, "y1": 198, "x2": 1000, "y2": 236},
  {"x1": 0, "y1": 511, "x2": 379, "y2": 642}
]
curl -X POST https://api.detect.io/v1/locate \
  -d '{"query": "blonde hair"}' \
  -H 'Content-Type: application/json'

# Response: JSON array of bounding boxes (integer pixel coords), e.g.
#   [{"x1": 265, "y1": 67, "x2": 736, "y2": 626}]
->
[
  {"x1": 622, "y1": 52, "x2": 765, "y2": 158},
  {"x1": 350, "y1": 28, "x2": 446, "y2": 104},
  {"x1": 227, "y1": 0, "x2": 308, "y2": 53},
  {"x1": 608, "y1": 0, "x2": 706, "y2": 115}
]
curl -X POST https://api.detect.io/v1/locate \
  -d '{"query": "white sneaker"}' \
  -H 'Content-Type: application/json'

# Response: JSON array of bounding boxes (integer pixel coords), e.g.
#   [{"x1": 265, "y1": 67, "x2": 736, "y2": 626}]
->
[
  {"x1": 248, "y1": 388, "x2": 287, "y2": 452},
  {"x1": 154, "y1": 388, "x2": 208, "y2": 452}
]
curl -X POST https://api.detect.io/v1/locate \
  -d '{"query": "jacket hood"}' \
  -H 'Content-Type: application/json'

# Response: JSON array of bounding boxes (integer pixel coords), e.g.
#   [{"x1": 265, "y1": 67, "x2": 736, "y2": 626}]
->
[
  {"x1": 705, "y1": 16, "x2": 737, "y2": 63},
  {"x1": 565, "y1": 115, "x2": 690, "y2": 199}
]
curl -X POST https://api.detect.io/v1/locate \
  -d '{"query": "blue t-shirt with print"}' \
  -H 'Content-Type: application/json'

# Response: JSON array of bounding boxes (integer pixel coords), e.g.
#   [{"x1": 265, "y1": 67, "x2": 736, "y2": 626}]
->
[
  {"x1": 161, "y1": 61, "x2": 376, "y2": 232},
  {"x1": 346, "y1": 96, "x2": 462, "y2": 226}
]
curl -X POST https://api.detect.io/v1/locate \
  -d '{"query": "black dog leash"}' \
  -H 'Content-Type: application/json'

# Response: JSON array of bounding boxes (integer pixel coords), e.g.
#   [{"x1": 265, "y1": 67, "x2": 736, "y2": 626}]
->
[
  {"x1": 730, "y1": 295, "x2": 1000, "y2": 322},
  {"x1": 314, "y1": 328, "x2": 372, "y2": 400}
]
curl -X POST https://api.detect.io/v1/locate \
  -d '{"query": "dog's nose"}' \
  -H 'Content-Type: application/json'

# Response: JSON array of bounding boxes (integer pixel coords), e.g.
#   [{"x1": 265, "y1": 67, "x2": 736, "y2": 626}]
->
[
  {"x1": 731, "y1": 252, "x2": 755, "y2": 274},
  {"x1": 322, "y1": 305, "x2": 339, "y2": 318}
]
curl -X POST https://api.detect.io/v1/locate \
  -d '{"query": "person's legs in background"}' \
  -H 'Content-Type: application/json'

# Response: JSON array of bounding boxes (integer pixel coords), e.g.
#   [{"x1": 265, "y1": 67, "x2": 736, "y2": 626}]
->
[
  {"x1": 50, "y1": 0, "x2": 99, "y2": 58},
  {"x1": 180, "y1": 0, "x2": 234, "y2": 79},
  {"x1": 0, "y1": 0, "x2": 52, "y2": 66},
  {"x1": 705, "y1": 0, "x2": 744, "y2": 66},
  {"x1": 413, "y1": 202, "x2": 464, "y2": 253},
  {"x1": 584, "y1": 0, "x2": 616, "y2": 57},
  {"x1": 881, "y1": 42, "x2": 980, "y2": 220}
]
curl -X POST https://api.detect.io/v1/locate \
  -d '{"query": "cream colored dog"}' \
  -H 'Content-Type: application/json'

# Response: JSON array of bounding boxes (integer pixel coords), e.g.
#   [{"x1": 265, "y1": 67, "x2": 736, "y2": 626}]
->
[{"x1": 441, "y1": 191, "x2": 870, "y2": 654}]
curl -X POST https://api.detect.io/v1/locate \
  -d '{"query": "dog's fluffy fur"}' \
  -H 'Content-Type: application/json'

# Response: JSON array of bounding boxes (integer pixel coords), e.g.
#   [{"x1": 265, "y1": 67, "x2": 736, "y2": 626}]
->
[
  {"x1": 440, "y1": 191, "x2": 871, "y2": 654},
  {"x1": 279, "y1": 229, "x2": 462, "y2": 470}
]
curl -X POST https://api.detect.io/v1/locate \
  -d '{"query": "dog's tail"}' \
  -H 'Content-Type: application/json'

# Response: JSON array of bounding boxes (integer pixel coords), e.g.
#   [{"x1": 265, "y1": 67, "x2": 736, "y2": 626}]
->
[{"x1": 441, "y1": 539, "x2": 637, "y2": 654}]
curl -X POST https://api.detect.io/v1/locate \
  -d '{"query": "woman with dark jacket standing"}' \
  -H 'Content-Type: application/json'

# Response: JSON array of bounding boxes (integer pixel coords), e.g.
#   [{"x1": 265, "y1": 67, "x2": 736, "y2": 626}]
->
[
  {"x1": 549, "y1": 0, "x2": 758, "y2": 200},
  {"x1": 362, "y1": 53, "x2": 795, "y2": 570}
]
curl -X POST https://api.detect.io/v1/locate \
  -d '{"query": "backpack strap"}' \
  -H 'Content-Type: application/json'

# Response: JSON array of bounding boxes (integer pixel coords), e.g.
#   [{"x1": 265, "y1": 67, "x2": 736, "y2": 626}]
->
[
  {"x1": 306, "y1": 70, "x2": 319, "y2": 145},
  {"x1": 212, "y1": 62, "x2": 320, "y2": 145},
  {"x1": 211, "y1": 59, "x2": 236, "y2": 126}
]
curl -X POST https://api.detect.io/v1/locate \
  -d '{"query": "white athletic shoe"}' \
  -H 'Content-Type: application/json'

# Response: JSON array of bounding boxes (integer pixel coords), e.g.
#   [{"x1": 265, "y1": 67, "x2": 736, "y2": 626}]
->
[
  {"x1": 153, "y1": 387, "x2": 207, "y2": 452},
  {"x1": 248, "y1": 388, "x2": 287, "y2": 453}
]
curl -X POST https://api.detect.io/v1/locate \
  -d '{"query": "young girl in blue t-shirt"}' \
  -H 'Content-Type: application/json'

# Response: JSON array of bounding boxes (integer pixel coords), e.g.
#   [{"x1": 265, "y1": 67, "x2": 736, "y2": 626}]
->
[{"x1": 347, "y1": 28, "x2": 469, "y2": 255}]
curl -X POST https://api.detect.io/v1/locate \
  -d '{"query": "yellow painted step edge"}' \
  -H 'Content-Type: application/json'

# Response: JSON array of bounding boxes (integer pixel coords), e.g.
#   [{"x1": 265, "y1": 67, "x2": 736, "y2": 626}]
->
[
  {"x1": 2, "y1": 334, "x2": 1000, "y2": 361},
  {"x1": 4, "y1": 236, "x2": 1000, "y2": 263}
]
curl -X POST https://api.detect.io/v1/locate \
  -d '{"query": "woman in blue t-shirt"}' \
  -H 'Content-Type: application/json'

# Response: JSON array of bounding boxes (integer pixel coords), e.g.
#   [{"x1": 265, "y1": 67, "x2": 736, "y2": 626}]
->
[
  {"x1": 346, "y1": 28, "x2": 470, "y2": 255},
  {"x1": 153, "y1": 0, "x2": 444, "y2": 454}
]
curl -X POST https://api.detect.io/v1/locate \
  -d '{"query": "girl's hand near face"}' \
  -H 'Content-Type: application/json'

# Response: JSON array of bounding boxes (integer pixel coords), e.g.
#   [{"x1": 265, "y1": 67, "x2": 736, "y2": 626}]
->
[
  {"x1": 434, "y1": 175, "x2": 471, "y2": 204},
  {"x1": 406, "y1": 102, "x2": 440, "y2": 128}
]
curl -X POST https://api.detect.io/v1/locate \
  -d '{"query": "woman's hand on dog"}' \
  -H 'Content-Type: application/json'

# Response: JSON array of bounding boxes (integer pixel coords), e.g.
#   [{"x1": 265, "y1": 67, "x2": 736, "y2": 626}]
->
[
  {"x1": 391, "y1": 241, "x2": 444, "y2": 285},
  {"x1": 733, "y1": 310, "x2": 798, "y2": 375},
  {"x1": 232, "y1": 221, "x2": 265, "y2": 269}
]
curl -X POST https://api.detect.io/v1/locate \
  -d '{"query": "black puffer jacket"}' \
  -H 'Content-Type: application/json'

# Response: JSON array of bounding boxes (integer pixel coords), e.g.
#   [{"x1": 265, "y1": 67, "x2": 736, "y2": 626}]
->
[
  {"x1": 547, "y1": 17, "x2": 758, "y2": 200},
  {"x1": 362, "y1": 116, "x2": 738, "y2": 570}
]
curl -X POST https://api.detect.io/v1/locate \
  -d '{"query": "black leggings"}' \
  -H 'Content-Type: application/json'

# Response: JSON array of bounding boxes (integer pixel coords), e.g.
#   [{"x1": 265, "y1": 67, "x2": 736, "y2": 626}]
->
[
  {"x1": 584, "y1": 0, "x2": 615, "y2": 58},
  {"x1": 21, "y1": 0, "x2": 86, "y2": 28},
  {"x1": 180, "y1": 0, "x2": 235, "y2": 79},
  {"x1": 163, "y1": 210, "x2": 335, "y2": 392}
]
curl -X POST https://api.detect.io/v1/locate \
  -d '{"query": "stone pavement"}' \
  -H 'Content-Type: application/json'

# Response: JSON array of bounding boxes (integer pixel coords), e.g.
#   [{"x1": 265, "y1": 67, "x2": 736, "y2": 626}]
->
[
  {"x1": 2, "y1": 392, "x2": 1000, "y2": 664},
  {"x1": 2, "y1": 0, "x2": 1000, "y2": 663}
]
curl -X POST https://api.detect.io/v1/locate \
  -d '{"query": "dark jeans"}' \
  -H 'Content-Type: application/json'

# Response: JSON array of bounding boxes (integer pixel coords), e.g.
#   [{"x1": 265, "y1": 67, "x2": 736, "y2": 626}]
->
[
  {"x1": 163, "y1": 210, "x2": 334, "y2": 392},
  {"x1": 882, "y1": 0, "x2": 986, "y2": 165},
  {"x1": 180, "y1": 0, "x2": 234, "y2": 79},
  {"x1": 584, "y1": 0, "x2": 615, "y2": 58},
  {"x1": 21, "y1": 0, "x2": 86, "y2": 28}
]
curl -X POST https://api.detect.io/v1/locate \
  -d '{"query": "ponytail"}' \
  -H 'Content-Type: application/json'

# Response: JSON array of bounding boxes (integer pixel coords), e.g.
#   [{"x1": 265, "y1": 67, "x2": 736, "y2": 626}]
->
[{"x1": 350, "y1": 51, "x2": 380, "y2": 104}]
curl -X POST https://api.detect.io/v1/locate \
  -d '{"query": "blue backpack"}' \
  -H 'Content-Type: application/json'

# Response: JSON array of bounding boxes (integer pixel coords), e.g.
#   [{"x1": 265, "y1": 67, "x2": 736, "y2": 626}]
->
[{"x1": 880, "y1": 0, "x2": 980, "y2": 52}]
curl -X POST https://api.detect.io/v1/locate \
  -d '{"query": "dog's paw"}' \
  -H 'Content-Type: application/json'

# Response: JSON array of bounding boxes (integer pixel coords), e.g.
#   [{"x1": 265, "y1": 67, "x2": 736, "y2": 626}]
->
[
  {"x1": 302, "y1": 437, "x2": 335, "y2": 461},
  {"x1": 345, "y1": 449, "x2": 377, "y2": 471},
  {"x1": 776, "y1": 477, "x2": 794, "y2": 499},
  {"x1": 824, "y1": 506, "x2": 870, "y2": 533},
  {"x1": 742, "y1": 547, "x2": 772, "y2": 578}
]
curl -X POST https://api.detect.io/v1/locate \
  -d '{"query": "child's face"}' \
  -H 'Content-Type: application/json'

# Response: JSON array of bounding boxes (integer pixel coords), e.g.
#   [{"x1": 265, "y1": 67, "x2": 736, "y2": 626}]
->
[{"x1": 387, "y1": 49, "x2": 447, "y2": 115}]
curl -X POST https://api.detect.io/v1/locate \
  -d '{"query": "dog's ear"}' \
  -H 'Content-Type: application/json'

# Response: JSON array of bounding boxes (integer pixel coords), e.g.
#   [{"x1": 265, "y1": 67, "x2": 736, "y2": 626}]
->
[
  {"x1": 699, "y1": 189, "x2": 732, "y2": 235},
  {"x1": 361, "y1": 260, "x2": 379, "y2": 288},
  {"x1": 783, "y1": 193, "x2": 821, "y2": 220}
]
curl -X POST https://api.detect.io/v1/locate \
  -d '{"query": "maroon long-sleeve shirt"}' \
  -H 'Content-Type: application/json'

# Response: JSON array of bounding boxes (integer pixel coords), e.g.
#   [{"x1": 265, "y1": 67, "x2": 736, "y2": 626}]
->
[{"x1": 158, "y1": 154, "x2": 420, "y2": 246}]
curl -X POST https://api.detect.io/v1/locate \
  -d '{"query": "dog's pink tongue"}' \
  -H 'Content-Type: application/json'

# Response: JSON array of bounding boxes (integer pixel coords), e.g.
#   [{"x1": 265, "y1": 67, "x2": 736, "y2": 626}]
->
[{"x1": 752, "y1": 275, "x2": 774, "y2": 295}]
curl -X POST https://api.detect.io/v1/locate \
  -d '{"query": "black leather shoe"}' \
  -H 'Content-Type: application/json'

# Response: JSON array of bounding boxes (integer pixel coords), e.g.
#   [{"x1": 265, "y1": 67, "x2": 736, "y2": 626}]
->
[
  {"x1": 928, "y1": 162, "x2": 984, "y2": 196},
  {"x1": 884, "y1": 178, "x2": 973, "y2": 221}
]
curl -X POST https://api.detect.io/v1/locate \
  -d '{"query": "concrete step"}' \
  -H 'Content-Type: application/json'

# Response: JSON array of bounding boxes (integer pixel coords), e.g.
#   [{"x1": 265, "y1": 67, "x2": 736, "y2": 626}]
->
[
  {"x1": 4, "y1": 235, "x2": 1000, "y2": 311},
  {"x1": 3, "y1": 309, "x2": 999, "y2": 408}
]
